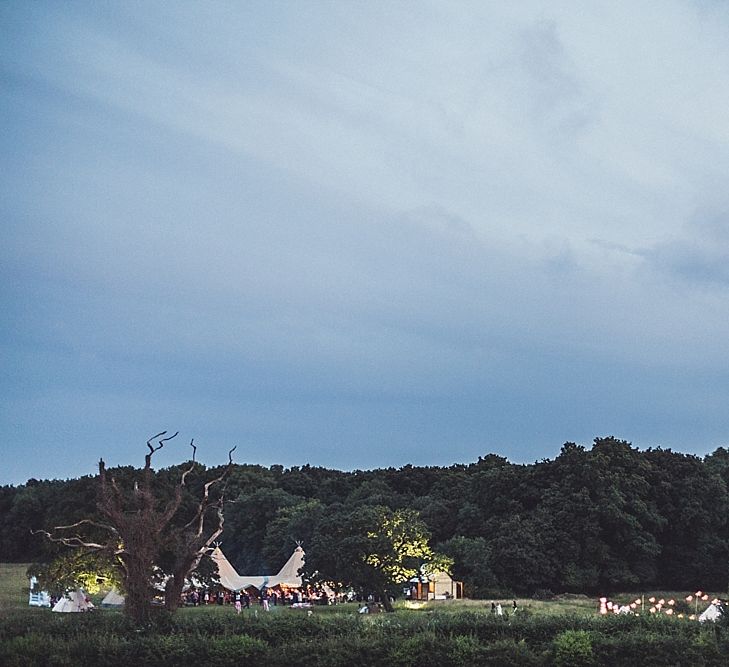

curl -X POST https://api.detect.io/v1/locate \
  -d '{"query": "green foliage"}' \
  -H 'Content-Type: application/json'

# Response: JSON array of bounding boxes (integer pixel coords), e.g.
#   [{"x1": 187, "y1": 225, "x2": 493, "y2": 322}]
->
[
  {"x1": 28, "y1": 550, "x2": 119, "y2": 597},
  {"x1": 438, "y1": 536, "x2": 497, "y2": 598},
  {"x1": 2, "y1": 607, "x2": 729, "y2": 666},
  {"x1": 262, "y1": 498, "x2": 325, "y2": 569},
  {"x1": 224, "y1": 487, "x2": 303, "y2": 572},
  {"x1": 304, "y1": 506, "x2": 439, "y2": 607},
  {"x1": 553, "y1": 629, "x2": 594, "y2": 666},
  {"x1": 4, "y1": 436, "x2": 729, "y2": 597}
]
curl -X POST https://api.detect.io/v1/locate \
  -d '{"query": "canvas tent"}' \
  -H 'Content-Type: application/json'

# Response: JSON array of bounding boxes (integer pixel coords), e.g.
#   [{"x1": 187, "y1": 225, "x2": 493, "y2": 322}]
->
[
  {"x1": 210, "y1": 546, "x2": 267, "y2": 591},
  {"x1": 699, "y1": 603, "x2": 724, "y2": 623},
  {"x1": 52, "y1": 589, "x2": 94, "y2": 613},
  {"x1": 101, "y1": 588, "x2": 125, "y2": 607},
  {"x1": 210, "y1": 545, "x2": 305, "y2": 592},
  {"x1": 268, "y1": 545, "x2": 305, "y2": 588}
]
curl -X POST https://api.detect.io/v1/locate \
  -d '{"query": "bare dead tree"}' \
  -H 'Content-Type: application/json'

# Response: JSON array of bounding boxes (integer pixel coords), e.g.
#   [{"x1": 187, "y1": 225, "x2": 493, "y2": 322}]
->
[
  {"x1": 160, "y1": 443, "x2": 237, "y2": 611},
  {"x1": 34, "y1": 432, "x2": 236, "y2": 624}
]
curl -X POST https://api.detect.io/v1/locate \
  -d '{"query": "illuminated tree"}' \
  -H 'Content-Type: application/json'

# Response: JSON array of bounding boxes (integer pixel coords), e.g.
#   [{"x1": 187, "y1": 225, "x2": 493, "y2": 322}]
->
[
  {"x1": 28, "y1": 549, "x2": 119, "y2": 598},
  {"x1": 304, "y1": 505, "x2": 448, "y2": 612}
]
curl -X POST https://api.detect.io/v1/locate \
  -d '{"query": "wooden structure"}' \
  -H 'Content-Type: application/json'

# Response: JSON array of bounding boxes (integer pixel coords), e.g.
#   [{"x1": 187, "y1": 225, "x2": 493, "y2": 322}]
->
[{"x1": 409, "y1": 571, "x2": 464, "y2": 600}]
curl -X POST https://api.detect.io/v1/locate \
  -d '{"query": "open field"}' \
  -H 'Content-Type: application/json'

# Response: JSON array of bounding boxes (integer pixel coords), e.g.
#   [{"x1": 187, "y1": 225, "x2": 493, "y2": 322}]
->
[
  {"x1": 1, "y1": 562, "x2": 723, "y2": 618},
  {"x1": 0, "y1": 563, "x2": 625, "y2": 618},
  {"x1": 0, "y1": 563, "x2": 29, "y2": 613},
  {"x1": 2, "y1": 563, "x2": 727, "y2": 665}
]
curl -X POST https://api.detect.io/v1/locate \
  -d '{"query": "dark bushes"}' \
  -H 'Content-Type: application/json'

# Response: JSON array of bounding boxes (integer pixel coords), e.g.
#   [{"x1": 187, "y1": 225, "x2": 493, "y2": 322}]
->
[{"x1": 1, "y1": 609, "x2": 727, "y2": 666}]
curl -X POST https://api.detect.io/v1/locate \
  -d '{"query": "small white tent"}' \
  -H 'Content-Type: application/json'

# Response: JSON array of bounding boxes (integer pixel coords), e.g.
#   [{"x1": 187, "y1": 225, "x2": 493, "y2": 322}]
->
[
  {"x1": 699, "y1": 603, "x2": 723, "y2": 623},
  {"x1": 52, "y1": 589, "x2": 94, "y2": 613},
  {"x1": 101, "y1": 588, "x2": 125, "y2": 607}
]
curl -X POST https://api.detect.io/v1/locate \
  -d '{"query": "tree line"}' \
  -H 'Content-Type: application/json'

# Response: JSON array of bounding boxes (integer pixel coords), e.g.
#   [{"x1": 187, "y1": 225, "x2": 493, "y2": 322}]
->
[{"x1": 2, "y1": 436, "x2": 728, "y2": 597}]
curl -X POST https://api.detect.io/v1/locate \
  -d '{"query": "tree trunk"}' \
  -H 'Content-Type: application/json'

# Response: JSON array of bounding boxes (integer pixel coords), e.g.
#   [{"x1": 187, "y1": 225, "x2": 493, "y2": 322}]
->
[
  {"x1": 380, "y1": 590, "x2": 394, "y2": 613},
  {"x1": 124, "y1": 556, "x2": 154, "y2": 625},
  {"x1": 164, "y1": 575, "x2": 185, "y2": 613}
]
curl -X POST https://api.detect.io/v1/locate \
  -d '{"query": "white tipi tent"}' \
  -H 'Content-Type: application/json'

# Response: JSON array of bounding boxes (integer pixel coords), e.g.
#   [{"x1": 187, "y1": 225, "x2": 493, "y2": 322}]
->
[
  {"x1": 52, "y1": 589, "x2": 94, "y2": 613},
  {"x1": 210, "y1": 544, "x2": 306, "y2": 591},
  {"x1": 209, "y1": 546, "x2": 266, "y2": 591},
  {"x1": 101, "y1": 588, "x2": 125, "y2": 607},
  {"x1": 268, "y1": 545, "x2": 305, "y2": 588}
]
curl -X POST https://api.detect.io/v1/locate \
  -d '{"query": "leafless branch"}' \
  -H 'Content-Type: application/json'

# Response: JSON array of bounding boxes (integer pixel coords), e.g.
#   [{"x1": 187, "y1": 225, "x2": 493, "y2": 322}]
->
[
  {"x1": 180, "y1": 440, "x2": 197, "y2": 487},
  {"x1": 146, "y1": 431, "x2": 168, "y2": 454},
  {"x1": 182, "y1": 447, "x2": 236, "y2": 533},
  {"x1": 159, "y1": 439, "x2": 198, "y2": 527},
  {"x1": 53, "y1": 519, "x2": 118, "y2": 536},
  {"x1": 144, "y1": 430, "x2": 179, "y2": 470},
  {"x1": 30, "y1": 529, "x2": 109, "y2": 550},
  {"x1": 202, "y1": 498, "x2": 225, "y2": 546}
]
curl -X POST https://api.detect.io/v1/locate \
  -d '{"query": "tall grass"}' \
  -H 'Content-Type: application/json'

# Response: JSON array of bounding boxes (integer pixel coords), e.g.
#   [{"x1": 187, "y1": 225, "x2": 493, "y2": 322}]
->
[
  {"x1": 0, "y1": 563, "x2": 30, "y2": 613},
  {"x1": 1, "y1": 606, "x2": 726, "y2": 666}
]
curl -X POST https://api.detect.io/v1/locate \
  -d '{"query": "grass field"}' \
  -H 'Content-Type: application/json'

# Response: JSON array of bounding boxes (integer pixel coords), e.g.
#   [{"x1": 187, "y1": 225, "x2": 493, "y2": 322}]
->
[
  {"x1": 1, "y1": 564, "x2": 726, "y2": 666},
  {"x1": 0, "y1": 562, "x2": 721, "y2": 620},
  {"x1": 0, "y1": 563, "x2": 30, "y2": 613},
  {"x1": 0, "y1": 561, "x2": 597, "y2": 617}
]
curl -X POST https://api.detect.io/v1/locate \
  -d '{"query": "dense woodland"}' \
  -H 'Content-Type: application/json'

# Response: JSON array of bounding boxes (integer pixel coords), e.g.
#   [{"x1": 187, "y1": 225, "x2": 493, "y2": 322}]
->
[{"x1": 2, "y1": 437, "x2": 728, "y2": 597}]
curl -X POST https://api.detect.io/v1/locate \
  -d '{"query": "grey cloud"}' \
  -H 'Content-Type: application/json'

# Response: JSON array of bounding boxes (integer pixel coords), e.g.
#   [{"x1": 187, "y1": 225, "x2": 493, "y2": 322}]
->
[
  {"x1": 641, "y1": 215, "x2": 729, "y2": 287},
  {"x1": 517, "y1": 19, "x2": 597, "y2": 135},
  {"x1": 4, "y1": 1, "x2": 729, "y2": 483}
]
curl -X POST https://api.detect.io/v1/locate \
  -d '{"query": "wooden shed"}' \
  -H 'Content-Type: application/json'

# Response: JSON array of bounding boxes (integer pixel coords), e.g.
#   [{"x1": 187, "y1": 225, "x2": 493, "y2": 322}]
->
[{"x1": 409, "y1": 571, "x2": 464, "y2": 600}]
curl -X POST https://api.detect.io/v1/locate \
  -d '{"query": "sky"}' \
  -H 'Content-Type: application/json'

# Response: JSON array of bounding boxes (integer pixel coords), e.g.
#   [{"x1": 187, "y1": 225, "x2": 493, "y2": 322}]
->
[{"x1": 2, "y1": 1, "x2": 729, "y2": 484}]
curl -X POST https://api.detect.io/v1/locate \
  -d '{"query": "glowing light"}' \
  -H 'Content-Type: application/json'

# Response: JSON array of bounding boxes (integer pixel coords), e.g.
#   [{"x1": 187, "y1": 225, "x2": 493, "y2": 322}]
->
[
  {"x1": 701, "y1": 594, "x2": 709, "y2": 601},
  {"x1": 658, "y1": 599, "x2": 665, "y2": 605},
  {"x1": 634, "y1": 598, "x2": 641, "y2": 605},
  {"x1": 665, "y1": 609, "x2": 673, "y2": 616},
  {"x1": 668, "y1": 599, "x2": 675, "y2": 606},
  {"x1": 599, "y1": 597, "x2": 607, "y2": 603},
  {"x1": 606, "y1": 601, "x2": 613, "y2": 609},
  {"x1": 648, "y1": 597, "x2": 656, "y2": 603},
  {"x1": 649, "y1": 607, "x2": 656, "y2": 613},
  {"x1": 712, "y1": 598, "x2": 720, "y2": 605},
  {"x1": 630, "y1": 603, "x2": 637, "y2": 609},
  {"x1": 678, "y1": 614, "x2": 684, "y2": 618},
  {"x1": 686, "y1": 595, "x2": 693, "y2": 602},
  {"x1": 696, "y1": 591, "x2": 703, "y2": 597},
  {"x1": 689, "y1": 615, "x2": 696, "y2": 620}
]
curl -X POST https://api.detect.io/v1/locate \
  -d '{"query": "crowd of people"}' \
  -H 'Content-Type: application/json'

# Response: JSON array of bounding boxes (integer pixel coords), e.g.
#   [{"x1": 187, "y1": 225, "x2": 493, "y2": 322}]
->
[{"x1": 182, "y1": 587, "x2": 323, "y2": 613}]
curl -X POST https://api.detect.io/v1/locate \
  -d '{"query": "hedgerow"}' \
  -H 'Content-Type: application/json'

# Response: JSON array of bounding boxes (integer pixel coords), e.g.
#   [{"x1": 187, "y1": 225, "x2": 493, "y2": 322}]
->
[{"x1": 1, "y1": 609, "x2": 727, "y2": 666}]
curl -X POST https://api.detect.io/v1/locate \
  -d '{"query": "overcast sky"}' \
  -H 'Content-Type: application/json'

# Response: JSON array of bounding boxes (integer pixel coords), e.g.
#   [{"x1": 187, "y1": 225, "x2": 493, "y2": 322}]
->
[{"x1": 2, "y1": 1, "x2": 729, "y2": 484}]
